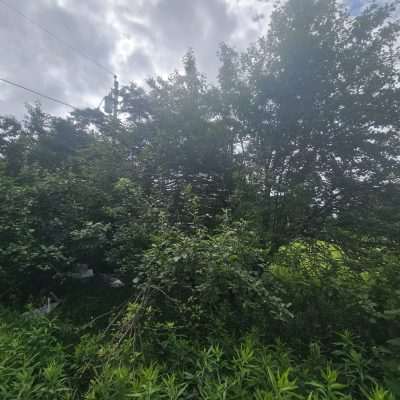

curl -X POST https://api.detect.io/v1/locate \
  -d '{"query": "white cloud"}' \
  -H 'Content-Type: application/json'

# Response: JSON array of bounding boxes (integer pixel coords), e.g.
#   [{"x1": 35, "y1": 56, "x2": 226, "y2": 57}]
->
[{"x1": 2, "y1": 0, "x2": 368, "y2": 118}]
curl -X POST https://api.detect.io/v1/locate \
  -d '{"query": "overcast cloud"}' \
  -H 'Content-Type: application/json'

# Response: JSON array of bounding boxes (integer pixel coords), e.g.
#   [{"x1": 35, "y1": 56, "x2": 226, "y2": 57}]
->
[
  {"x1": 0, "y1": 0, "x2": 274, "y2": 118},
  {"x1": 0, "y1": 0, "x2": 370, "y2": 118}
]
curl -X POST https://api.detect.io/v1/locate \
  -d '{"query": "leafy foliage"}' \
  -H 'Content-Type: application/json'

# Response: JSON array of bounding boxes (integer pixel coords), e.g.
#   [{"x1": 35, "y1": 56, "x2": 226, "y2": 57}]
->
[{"x1": 1, "y1": 0, "x2": 400, "y2": 398}]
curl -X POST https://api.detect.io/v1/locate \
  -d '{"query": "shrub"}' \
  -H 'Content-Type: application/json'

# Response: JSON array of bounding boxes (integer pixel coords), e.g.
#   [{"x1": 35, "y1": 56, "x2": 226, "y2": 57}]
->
[{"x1": 132, "y1": 220, "x2": 292, "y2": 339}]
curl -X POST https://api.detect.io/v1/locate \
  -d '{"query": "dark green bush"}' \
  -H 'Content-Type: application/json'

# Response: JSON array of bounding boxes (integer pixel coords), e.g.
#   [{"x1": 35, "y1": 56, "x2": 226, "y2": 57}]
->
[{"x1": 132, "y1": 221, "x2": 292, "y2": 339}]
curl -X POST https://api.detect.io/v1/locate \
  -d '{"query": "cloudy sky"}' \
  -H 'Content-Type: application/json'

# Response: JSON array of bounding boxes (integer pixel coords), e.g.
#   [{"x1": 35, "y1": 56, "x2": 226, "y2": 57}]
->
[
  {"x1": 0, "y1": 0, "x2": 275, "y2": 118},
  {"x1": 0, "y1": 0, "x2": 365, "y2": 118}
]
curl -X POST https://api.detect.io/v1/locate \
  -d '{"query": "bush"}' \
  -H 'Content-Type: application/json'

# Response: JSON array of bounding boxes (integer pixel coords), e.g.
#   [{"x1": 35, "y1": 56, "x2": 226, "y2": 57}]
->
[
  {"x1": 268, "y1": 241, "x2": 380, "y2": 344},
  {"x1": 131, "y1": 220, "x2": 292, "y2": 339}
]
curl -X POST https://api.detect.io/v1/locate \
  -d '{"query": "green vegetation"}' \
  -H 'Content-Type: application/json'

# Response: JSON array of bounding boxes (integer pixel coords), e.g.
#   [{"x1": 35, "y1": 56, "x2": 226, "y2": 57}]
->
[{"x1": 1, "y1": 0, "x2": 400, "y2": 398}]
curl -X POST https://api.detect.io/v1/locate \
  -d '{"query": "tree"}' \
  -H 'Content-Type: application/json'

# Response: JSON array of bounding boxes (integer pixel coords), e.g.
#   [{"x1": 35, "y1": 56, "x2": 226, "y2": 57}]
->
[
  {"x1": 218, "y1": 0, "x2": 400, "y2": 251},
  {"x1": 0, "y1": 115, "x2": 25, "y2": 176},
  {"x1": 121, "y1": 51, "x2": 234, "y2": 222}
]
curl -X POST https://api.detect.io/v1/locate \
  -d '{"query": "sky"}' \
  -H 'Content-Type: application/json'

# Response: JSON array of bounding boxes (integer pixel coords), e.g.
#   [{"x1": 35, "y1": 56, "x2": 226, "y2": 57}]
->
[
  {"x1": 0, "y1": 0, "x2": 274, "y2": 118},
  {"x1": 0, "y1": 0, "x2": 384, "y2": 119}
]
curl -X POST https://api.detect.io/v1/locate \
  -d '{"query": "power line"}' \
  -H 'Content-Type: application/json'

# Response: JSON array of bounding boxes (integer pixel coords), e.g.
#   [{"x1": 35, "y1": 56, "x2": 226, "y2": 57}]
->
[
  {"x1": 0, "y1": 0, "x2": 115, "y2": 77},
  {"x1": 0, "y1": 78, "x2": 77, "y2": 110}
]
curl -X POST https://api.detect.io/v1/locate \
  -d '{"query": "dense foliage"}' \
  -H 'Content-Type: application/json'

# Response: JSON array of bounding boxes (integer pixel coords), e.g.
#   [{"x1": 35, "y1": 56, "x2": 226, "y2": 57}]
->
[{"x1": 1, "y1": 0, "x2": 400, "y2": 398}]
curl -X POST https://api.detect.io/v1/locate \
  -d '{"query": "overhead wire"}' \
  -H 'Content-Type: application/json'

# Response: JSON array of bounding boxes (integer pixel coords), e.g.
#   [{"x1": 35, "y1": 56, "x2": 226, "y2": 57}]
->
[
  {"x1": 0, "y1": 78, "x2": 77, "y2": 110},
  {"x1": 0, "y1": 0, "x2": 115, "y2": 77}
]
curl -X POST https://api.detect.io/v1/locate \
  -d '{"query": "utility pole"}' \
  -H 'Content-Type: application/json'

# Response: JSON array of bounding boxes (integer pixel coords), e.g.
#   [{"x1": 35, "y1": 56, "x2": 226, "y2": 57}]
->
[
  {"x1": 103, "y1": 75, "x2": 119, "y2": 117},
  {"x1": 113, "y1": 75, "x2": 119, "y2": 118}
]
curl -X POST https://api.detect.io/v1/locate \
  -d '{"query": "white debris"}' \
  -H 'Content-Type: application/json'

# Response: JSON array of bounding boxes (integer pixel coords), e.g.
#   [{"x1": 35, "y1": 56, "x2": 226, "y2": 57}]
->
[
  {"x1": 100, "y1": 273, "x2": 125, "y2": 288},
  {"x1": 66, "y1": 264, "x2": 94, "y2": 280},
  {"x1": 58, "y1": 264, "x2": 125, "y2": 288},
  {"x1": 26, "y1": 293, "x2": 61, "y2": 316}
]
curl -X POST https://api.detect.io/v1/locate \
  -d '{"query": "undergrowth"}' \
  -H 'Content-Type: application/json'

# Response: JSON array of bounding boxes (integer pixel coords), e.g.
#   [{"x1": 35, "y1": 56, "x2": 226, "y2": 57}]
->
[{"x1": 1, "y1": 306, "x2": 399, "y2": 400}]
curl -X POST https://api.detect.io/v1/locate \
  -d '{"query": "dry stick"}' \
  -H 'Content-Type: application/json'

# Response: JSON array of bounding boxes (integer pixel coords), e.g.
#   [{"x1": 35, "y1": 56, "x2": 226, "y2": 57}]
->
[
  {"x1": 112, "y1": 284, "x2": 170, "y2": 349},
  {"x1": 99, "y1": 287, "x2": 149, "y2": 355},
  {"x1": 103, "y1": 298, "x2": 134, "y2": 336},
  {"x1": 97, "y1": 283, "x2": 180, "y2": 364},
  {"x1": 116, "y1": 287, "x2": 150, "y2": 348},
  {"x1": 81, "y1": 299, "x2": 130, "y2": 331},
  {"x1": 148, "y1": 284, "x2": 180, "y2": 304}
]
